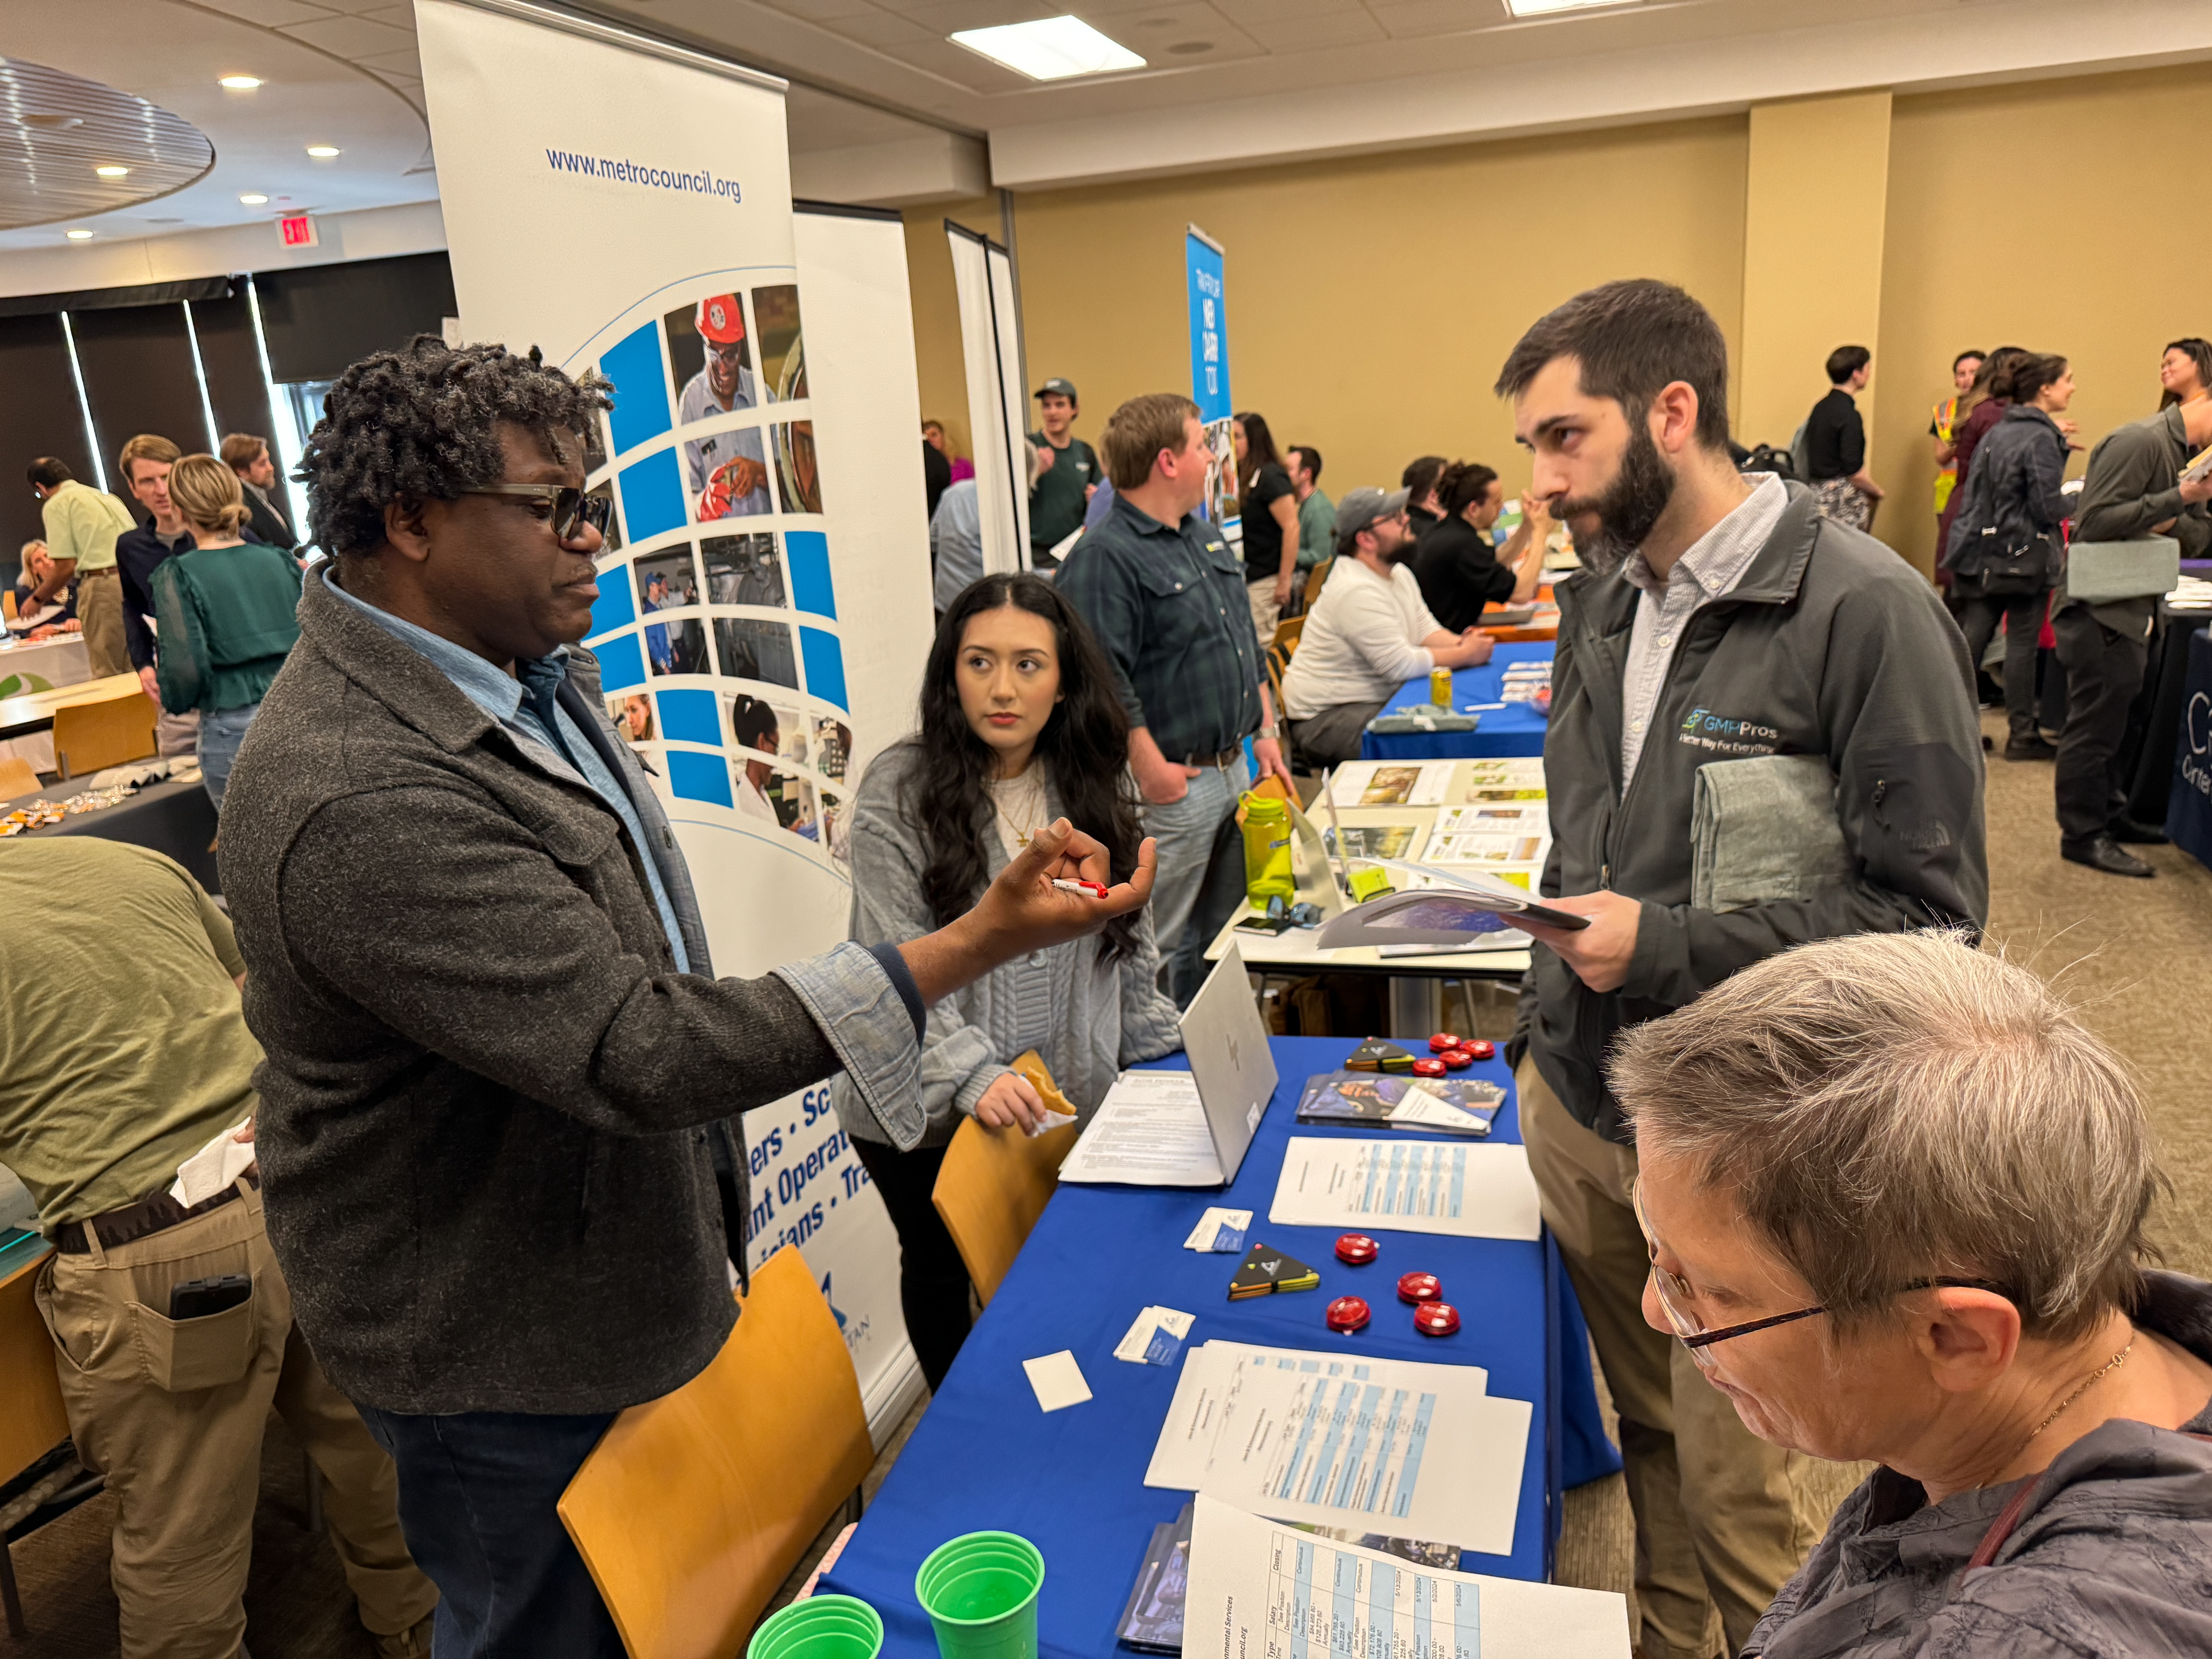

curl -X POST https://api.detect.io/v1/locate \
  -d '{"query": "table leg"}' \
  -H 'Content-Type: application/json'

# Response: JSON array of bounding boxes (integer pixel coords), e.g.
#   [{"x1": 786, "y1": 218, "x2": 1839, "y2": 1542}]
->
[{"x1": 1388, "y1": 976, "x2": 1438, "y2": 1037}]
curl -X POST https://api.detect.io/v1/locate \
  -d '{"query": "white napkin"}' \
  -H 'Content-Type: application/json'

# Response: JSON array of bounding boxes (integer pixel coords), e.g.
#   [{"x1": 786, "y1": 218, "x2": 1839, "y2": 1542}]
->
[{"x1": 170, "y1": 1118, "x2": 256, "y2": 1206}]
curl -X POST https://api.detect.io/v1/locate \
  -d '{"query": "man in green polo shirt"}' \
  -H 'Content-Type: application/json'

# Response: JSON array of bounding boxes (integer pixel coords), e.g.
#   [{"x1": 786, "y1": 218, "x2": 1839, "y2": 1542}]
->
[
  {"x1": 28, "y1": 456, "x2": 136, "y2": 676},
  {"x1": 1289, "y1": 445, "x2": 1335, "y2": 595},
  {"x1": 1027, "y1": 377, "x2": 1101, "y2": 569}
]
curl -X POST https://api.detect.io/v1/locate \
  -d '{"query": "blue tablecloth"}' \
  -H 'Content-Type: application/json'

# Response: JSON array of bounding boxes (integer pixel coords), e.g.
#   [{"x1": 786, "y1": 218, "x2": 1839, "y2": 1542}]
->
[
  {"x1": 820, "y1": 1036, "x2": 1620, "y2": 1659},
  {"x1": 1359, "y1": 643, "x2": 1556, "y2": 761},
  {"x1": 2165, "y1": 625, "x2": 2212, "y2": 869}
]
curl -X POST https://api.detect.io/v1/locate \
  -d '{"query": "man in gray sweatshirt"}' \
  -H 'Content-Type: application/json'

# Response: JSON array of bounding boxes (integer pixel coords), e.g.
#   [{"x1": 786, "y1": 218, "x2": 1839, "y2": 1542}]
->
[{"x1": 1491, "y1": 280, "x2": 1988, "y2": 1659}]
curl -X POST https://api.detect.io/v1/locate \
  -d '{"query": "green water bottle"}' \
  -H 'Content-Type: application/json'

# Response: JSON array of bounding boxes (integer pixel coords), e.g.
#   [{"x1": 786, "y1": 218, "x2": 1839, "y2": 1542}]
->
[{"x1": 1240, "y1": 793, "x2": 1295, "y2": 903}]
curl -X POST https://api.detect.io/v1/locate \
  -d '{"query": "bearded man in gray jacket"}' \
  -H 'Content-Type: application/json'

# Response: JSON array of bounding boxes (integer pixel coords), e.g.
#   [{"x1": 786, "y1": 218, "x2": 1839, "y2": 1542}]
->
[{"x1": 1492, "y1": 280, "x2": 1988, "y2": 1659}]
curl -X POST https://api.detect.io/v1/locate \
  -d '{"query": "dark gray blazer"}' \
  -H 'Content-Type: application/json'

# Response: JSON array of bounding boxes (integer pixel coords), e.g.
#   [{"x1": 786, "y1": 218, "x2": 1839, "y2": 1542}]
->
[{"x1": 219, "y1": 571, "x2": 922, "y2": 1414}]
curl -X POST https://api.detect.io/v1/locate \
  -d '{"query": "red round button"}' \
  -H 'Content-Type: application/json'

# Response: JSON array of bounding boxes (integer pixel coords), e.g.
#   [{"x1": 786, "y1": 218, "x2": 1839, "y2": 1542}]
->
[
  {"x1": 1396, "y1": 1272, "x2": 1441, "y2": 1305},
  {"x1": 1411, "y1": 1056, "x2": 1446, "y2": 1078},
  {"x1": 1327, "y1": 1296, "x2": 1371, "y2": 1333},
  {"x1": 1439, "y1": 1049, "x2": 1471, "y2": 1071},
  {"x1": 1413, "y1": 1301, "x2": 1461, "y2": 1337},
  {"x1": 1427, "y1": 1032, "x2": 1458, "y2": 1053},
  {"x1": 1458, "y1": 1039, "x2": 1496, "y2": 1060},
  {"x1": 1335, "y1": 1233, "x2": 1379, "y2": 1266}
]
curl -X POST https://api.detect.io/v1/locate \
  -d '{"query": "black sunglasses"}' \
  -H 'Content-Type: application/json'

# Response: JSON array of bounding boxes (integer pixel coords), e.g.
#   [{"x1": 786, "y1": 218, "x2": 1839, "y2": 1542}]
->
[{"x1": 458, "y1": 484, "x2": 611, "y2": 541}]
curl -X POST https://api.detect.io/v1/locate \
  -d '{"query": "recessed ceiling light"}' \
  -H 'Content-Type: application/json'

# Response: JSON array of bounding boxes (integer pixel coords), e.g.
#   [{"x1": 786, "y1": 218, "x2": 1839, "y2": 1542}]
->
[
  {"x1": 306, "y1": 144, "x2": 341, "y2": 158},
  {"x1": 95, "y1": 164, "x2": 130, "y2": 178},
  {"x1": 220, "y1": 75, "x2": 263, "y2": 89},
  {"x1": 1504, "y1": 0, "x2": 1638, "y2": 14},
  {"x1": 949, "y1": 15, "x2": 1144, "y2": 81},
  {"x1": 240, "y1": 192, "x2": 269, "y2": 204},
  {"x1": 65, "y1": 229, "x2": 94, "y2": 240}
]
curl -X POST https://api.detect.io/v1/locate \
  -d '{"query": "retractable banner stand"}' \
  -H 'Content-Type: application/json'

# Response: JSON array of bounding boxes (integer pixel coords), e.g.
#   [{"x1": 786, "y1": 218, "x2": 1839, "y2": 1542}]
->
[
  {"x1": 946, "y1": 222, "x2": 1031, "y2": 573},
  {"x1": 416, "y1": 0, "x2": 930, "y2": 1435},
  {"x1": 1186, "y1": 224, "x2": 1237, "y2": 526}
]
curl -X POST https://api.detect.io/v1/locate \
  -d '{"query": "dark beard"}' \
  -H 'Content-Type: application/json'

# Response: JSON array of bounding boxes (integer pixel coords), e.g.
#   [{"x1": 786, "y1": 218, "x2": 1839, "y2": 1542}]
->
[
  {"x1": 1382, "y1": 537, "x2": 1420, "y2": 567},
  {"x1": 1557, "y1": 422, "x2": 1676, "y2": 576}
]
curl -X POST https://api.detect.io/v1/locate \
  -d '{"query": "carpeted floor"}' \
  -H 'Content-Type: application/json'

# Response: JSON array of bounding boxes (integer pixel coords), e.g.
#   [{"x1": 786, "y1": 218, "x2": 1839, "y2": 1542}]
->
[{"x1": 9, "y1": 705, "x2": 2207, "y2": 1656}]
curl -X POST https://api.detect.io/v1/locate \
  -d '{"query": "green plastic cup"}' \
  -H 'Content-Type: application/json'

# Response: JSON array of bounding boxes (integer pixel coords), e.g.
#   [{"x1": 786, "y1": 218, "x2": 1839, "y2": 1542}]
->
[
  {"x1": 914, "y1": 1531, "x2": 1044, "y2": 1659},
  {"x1": 747, "y1": 1594, "x2": 884, "y2": 1659}
]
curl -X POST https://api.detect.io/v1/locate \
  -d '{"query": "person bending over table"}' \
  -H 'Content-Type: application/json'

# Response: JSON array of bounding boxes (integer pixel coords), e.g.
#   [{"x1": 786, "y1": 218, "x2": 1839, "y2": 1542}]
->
[
  {"x1": 838, "y1": 572, "x2": 1182, "y2": 1390},
  {"x1": 1613, "y1": 931, "x2": 2212, "y2": 1657},
  {"x1": 8, "y1": 539, "x2": 79, "y2": 635},
  {"x1": 1410, "y1": 459, "x2": 1547, "y2": 634},
  {"x1": 1280, "y1": 485, "x2": 1494, "y2": 767},
  {"x1": 1494, "y1": 279, "x2": 1988, "y2": 1659},
  {"x1": 0, "y1": 838, "x2": 437, "y2": 1659},
  {"x1": 151, "y1": 454, "x2": 303, "y2": 809},
  {"x1": 217, "y1": 337, "x2": 1157, "y2": 1659}
]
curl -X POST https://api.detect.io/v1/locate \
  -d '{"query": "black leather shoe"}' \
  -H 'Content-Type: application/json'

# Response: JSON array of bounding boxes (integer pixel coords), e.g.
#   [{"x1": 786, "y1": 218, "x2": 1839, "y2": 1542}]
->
[
  {"x1": 2003, "y1": 735, "x2": 2058, "y2": 761},
  {"x1": 2109, "y1": 817, "x2": 2170, "y2": 845},
  {"x1": 2061, "y1": 835, "x2": 2155, "y2": 878}
]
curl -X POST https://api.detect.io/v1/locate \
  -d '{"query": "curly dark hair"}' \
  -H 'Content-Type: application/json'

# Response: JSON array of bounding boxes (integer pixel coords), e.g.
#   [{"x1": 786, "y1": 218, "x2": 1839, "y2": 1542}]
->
[
  {"x1": 297, "y1": 335, "x2": 611, "y2": 558},
  {"x1": 902, "y1": 573, "x2": 1144, "y2": 963}
]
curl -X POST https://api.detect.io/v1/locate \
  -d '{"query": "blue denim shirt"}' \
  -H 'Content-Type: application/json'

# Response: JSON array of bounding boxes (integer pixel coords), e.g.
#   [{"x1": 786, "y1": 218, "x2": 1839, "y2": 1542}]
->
[{"x1": 318, "y1": 568, "x2": 690, "y2": 972}]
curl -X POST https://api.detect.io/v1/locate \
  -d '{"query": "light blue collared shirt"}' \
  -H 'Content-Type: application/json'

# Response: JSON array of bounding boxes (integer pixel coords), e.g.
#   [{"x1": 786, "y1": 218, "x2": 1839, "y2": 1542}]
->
[{"x1": 320, "y1": 568, "x2": 689, "y2": 973}]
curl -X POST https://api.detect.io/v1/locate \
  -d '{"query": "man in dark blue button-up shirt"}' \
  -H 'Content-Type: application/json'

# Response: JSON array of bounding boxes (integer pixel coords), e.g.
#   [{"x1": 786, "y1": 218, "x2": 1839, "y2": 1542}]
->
[{"x1": 1059, "y1": 392, "x2": 1293, "y2": 996}]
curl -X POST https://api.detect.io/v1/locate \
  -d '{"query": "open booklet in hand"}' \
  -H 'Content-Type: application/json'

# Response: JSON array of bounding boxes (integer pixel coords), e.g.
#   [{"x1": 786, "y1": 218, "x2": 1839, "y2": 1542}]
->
[{"x1": 1314, "y1": 858, "x2": 1589, "y2": 948}]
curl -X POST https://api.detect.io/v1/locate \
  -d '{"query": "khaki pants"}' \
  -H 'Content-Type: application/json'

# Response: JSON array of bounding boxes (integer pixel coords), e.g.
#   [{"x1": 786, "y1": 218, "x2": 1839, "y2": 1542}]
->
[
  {"x1": 76, "y1": 566, "x2": 130, "y2": 678},
  {"x1": 36, "y1": 1184, "x2": 438, "y2": 1659},
  {"x1": 1519, "y1": 1060, "x2": 1803, "y2": 1659},
  {"x1": 1246, "y1": 577, "x2": 1282, "y2": 652}
]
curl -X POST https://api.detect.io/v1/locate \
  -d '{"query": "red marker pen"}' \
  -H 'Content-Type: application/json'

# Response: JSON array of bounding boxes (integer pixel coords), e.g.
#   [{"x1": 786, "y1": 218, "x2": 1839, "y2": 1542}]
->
[{"x1": 1051, "y1": 879, "x2": 1109, "y2": 898}]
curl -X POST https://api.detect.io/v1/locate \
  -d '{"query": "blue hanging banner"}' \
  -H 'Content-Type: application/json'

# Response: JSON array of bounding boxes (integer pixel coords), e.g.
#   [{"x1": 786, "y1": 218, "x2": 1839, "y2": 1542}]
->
[{"x1": 1186, "y1": 225, "x2": 1230, "y2": 421}]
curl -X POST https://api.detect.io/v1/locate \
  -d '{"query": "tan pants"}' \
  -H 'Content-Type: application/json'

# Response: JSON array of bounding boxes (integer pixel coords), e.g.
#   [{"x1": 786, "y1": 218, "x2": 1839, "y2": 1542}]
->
[
  {"x1": 1519, "y1": 1060, "x2": 1804, "y2": 1659},
  {"x1": 1246, "y1": 577, "x2": 1282, "y2": 652},
  {"x1": 76, "y1": 566, "x2": 130, "y2": 678},
  {"x1": 35, "y1": 1184, "x2": 438, "y2": 1659}
]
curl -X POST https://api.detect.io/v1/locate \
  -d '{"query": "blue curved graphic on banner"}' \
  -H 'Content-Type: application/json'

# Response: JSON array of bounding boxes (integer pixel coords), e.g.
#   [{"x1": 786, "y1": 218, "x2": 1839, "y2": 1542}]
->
[{"x1": 578, "y1": 270, "x2": 851, "y2": 874}]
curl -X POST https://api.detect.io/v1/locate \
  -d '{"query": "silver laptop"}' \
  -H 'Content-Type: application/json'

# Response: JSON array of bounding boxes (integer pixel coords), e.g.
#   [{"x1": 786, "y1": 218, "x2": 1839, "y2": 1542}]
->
[{"x1": 1179, "y1": 941, "x2": 1280, "y2": 1184}]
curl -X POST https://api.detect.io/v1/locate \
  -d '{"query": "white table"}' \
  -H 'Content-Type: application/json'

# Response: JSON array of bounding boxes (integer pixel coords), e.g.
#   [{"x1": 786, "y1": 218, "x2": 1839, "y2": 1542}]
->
[
  {"x1": 1203, "y1": 757, "x2": 1547, "y2": 1034},
  {"x1": 0, "y1": 634, "x2": 92, "y2": 773}
]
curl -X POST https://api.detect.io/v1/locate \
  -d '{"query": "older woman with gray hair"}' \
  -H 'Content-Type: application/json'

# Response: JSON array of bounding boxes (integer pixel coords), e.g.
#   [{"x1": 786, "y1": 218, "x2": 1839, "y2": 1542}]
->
[{"x1": 1611, "y1": 930, "x2": 2212, "y2": 1657}]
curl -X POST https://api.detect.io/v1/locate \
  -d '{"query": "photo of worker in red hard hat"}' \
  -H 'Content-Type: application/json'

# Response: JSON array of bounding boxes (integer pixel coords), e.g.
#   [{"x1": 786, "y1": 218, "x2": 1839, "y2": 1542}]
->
[{"x1": 666, "y1": 294, "x2": 772, "y2": 522}]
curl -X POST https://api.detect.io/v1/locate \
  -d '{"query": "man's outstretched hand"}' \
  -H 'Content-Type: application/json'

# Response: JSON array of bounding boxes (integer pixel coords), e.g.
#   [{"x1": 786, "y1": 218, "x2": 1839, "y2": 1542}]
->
[{"x1": 899, "y1": 818, "x2": 1158, "y2": 1006}]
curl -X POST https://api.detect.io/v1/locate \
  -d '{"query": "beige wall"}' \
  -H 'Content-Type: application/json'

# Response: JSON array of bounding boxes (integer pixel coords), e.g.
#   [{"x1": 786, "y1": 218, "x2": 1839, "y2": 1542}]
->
[
  {"x1": 903, "y1": 195, "x2": 1000, "y2": 466},
  {"x1": 1874, "y1": 61, "x2": 2212, "y2": 576},
  {"x1": 903, "y1": 59, "x2": 2212, "y2": 576},
  {"x1": 1739, "y1": 92, "x2": 1892, "y2": 449},
  {"x1": 911, "y1": 119, "x2": 1750, "y2": 505}
]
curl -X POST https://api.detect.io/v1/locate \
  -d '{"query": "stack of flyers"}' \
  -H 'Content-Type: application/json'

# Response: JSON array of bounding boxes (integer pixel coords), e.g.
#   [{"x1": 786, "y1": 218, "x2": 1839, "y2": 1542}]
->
[
  {"x1": 1501, "y1": 660, "x2": 1553, "y2": 708},
  {"x1": 1325, "y1": 823, "x2": 1420, "y2": 859},
  {"x1": 1295, "y1": 1070, "x2": 1505, "y2": 1136},
  {"x1": 1461, "y1": 758, "x2": 1548, "y2": 803},
  {"x1": 1115, "y1": 1501, "x2": 1195, "y2": 1652},
  {"x1": 1328, "y1": 761, "x2": 1453, "y2": 808},
  {"x1": 1424, "y1": 832, "x2": 1549, "y2": 866}
]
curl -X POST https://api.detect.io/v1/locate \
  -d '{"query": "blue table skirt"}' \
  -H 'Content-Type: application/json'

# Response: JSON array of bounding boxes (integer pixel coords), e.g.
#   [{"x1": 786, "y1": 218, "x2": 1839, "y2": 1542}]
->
[
  {"x1": 2166, "y1": 625, "x2": 2212, "y2": 869},
  {"x1": 820, "y1": 1036, "x2": 1619, "y2": 1658},
  {"x1": 1360, "y1": 642, "x2": 1557, "y2": 761}
]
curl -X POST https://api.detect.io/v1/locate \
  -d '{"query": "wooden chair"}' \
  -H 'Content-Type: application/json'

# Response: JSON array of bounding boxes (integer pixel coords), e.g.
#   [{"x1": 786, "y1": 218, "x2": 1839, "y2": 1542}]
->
[
  {"x1": 558, "y1": 1247, "x2": 873, "y2": 1659},
  {"x1": 0, "y1": 756, "x2": 39, "y2": 799},
  {"x1": 1301, "y1": 557, "x2": 1334, "y2": 613},
  {"x1": 51, "y1": 687, "x2": 156, "y2": 778},
  {"x1": 0, "y1": 1245, "x2": 76, "y2": 1637},
  {"x1": 931, "y1": 1050, "x2": 1079, "y2": 1306},
  {"x1": 1269, "y1": 615, "x2": 1304, "y2": 655}
]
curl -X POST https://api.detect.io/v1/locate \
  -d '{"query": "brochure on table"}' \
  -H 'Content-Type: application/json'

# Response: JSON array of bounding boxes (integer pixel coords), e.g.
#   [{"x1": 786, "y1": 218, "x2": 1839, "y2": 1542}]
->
[{"x1": 1187, "y1": 1496, "x2": 1631, "y2": 1659}]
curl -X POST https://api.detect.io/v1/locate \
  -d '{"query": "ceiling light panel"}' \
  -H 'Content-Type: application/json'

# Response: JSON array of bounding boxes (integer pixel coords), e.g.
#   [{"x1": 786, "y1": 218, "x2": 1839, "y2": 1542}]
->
[
  {"x1": 1504, "y1": 0, "x2": 1639, "y2": 15},
  {"x1": 950, "y1": 15, "x2": 1147, "y2": 80},
  {"x1": 219, "y1": 75, "x2": 263, "y2": 89}
]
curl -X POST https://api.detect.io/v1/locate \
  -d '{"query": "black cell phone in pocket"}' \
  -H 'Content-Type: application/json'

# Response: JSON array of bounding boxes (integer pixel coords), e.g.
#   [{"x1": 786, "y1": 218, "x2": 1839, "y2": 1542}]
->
[{"x1": 169, "y1": 1274, "x2": 251, "y2": 1320}]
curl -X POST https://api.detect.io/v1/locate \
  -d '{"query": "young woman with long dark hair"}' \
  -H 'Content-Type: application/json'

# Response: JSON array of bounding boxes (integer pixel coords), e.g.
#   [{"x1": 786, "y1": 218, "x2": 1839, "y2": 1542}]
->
[
  {"x1": 833, "y1": 572, "x2": 1180, "y2": 1389},
  {"x1": 1232, "y1": 411, "x2": 1299, "y2": 639}
]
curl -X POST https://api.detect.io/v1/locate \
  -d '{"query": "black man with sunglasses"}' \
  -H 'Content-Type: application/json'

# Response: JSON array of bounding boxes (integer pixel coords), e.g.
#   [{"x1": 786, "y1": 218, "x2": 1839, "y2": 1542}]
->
[{"x1": 217, "y1": 337, "x2": 1157, "y2": 1657}]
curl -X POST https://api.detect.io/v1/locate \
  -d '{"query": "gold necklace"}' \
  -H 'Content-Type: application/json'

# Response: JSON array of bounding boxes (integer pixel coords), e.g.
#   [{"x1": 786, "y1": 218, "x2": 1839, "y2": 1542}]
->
[
  {"x1": 991, "y1": 769, "x2": 1046, "y2": 847},
  {"x1": 2025, "y1": 1338, "x2": 2134, "y2": 1441}
]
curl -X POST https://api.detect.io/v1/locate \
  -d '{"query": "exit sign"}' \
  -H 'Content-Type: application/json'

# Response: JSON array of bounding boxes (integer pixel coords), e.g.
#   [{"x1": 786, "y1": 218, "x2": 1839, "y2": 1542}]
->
[{"x1": 278, "y1": 213, "x2": 318, "y2": 249}]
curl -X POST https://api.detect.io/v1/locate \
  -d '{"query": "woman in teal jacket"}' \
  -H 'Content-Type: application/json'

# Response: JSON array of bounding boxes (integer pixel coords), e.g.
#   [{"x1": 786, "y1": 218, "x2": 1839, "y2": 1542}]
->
[{"x1": 153, "y1": 454, "x2": 302, "y2": 809}]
